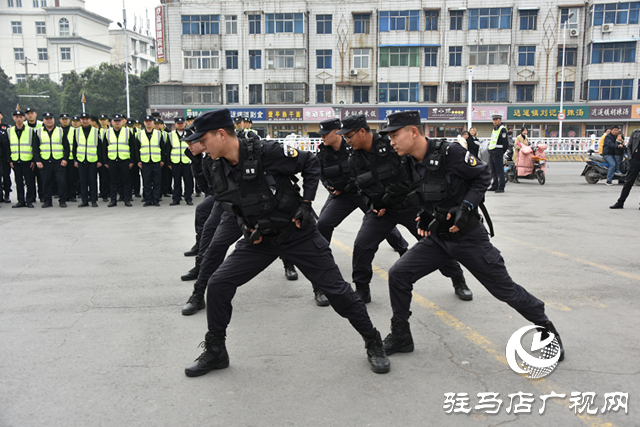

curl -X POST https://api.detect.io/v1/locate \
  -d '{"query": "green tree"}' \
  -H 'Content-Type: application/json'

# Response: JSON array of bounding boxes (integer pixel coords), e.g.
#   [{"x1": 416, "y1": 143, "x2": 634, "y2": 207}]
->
[
  {"x1": 60, "y1": 71, "x2": 85, "y2": 116},
  {"x1": 0, "y1": 68, "x2": 18, "y2": 122},
  {"x1": 15, "y1": 77, "x2": 63, "y2": 118}
]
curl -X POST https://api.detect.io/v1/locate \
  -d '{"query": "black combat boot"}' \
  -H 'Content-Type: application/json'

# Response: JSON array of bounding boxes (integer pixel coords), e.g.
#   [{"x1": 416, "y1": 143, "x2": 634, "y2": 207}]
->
[
  {"x1": 181, "y1": 256, "x2": 201, "y2": 281},
  {"x1": 383, "y1": 318, "x2": 414, "y2": 355},
  {"x1": 536, "y1": 321, "x2": 565, "y2": 362},
  {"x1": 361, "y1": 328, "x2": 390, "y2": 374},
  {"x1": 282, "y1": 258, "x2": 298, "y2": 281},
  {"x1": 185, "y1": 336, "x2": 230, "y2": 377},
  {"x1": 354, "y1": 283, "x2": 371, "y2": 304},
  {"x1": 451, "y1": 274, "x2": 473, "y2": 301},
  {"x1": 184, "y1": 235, "x2": 200, "y2": 257},
  {"x1": 313, "y1": 288, "x2": 330, "y2": 307},
  {"x1": 182, "y1": 280, "x2": 207, "y2": 315}
]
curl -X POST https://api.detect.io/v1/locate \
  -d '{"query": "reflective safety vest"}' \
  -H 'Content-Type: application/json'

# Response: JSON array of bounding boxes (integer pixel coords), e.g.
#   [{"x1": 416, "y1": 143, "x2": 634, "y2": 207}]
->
[
  {"x1": 28, "y1": 120, "x2": 44, "y2": 131},
  {"x1": 67, "y1": 128, "x2": 77, "y2": 160},
  {"x1": 9, "y1": 126, "x2": 34, "y2": 162},
  {"x1": 75, "y1": 127, "x2": 99, "y2": 163},
  {"x1": 169, "y1": 131, "x2": 190, "y2": 164},
  {"x1": 36, "y1": 127, "x2": 65, "y2": 160},
  {"x1": 489, "y1": 125, "x2": 506, "y2": 150},
  {"x1": 139, "y1": 129, "x2": 162, "y2": 163},
  {"x1": 106, "y1": 128, "x2": 131, "y2": 161}
]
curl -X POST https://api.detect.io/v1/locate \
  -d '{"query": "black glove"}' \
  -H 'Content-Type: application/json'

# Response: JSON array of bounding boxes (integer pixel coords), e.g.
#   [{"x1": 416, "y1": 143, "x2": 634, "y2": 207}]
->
[
  {"x1": 449, "y1": 201, "x2": 473, "y2": 231},
  {"x1": 294, "y1": 201, "x2": 314, "y2": 228},
  {"x1": 416, "y1": 209, "x2": 433, "y2": 232}
]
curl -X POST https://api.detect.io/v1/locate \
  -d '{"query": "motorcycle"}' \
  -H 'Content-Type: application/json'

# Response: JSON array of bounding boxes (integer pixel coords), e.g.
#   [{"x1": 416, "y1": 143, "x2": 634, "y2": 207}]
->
[
  {"x1": 580, "y1": 150, "x2": 640, "y2": 185},
  {"x1": 508, "y1": 143, "x2": 547, "y2": 185}
]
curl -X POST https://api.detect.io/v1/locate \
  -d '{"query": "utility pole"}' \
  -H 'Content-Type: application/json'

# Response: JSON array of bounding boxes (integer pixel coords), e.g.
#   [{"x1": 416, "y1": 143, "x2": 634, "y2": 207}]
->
[
  {"x1": 118, "y1": 0, "x2": 131, "y2": 118},
  {"x1": 23, "y1": 57, "x2": 36, "y2": 89}
]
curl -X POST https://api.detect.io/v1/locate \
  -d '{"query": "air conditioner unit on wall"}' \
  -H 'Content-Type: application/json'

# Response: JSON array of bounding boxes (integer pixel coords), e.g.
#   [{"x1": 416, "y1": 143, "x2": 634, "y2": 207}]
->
[
  {"x1": 570, "y1": 29, "x2": 579, "y2": 37},
  {"x1": 350, "y1": 69, "x2": 358, "y2": 76},
  {"x1": 602, "y1": 23, "x2": 614, "y2": 32}
]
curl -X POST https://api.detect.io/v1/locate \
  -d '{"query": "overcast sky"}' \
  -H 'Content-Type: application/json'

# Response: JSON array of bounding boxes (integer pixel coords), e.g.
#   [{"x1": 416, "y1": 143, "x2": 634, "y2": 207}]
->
[{"x1": 85, "y1": 0, "x2": 160, "y2": 33}]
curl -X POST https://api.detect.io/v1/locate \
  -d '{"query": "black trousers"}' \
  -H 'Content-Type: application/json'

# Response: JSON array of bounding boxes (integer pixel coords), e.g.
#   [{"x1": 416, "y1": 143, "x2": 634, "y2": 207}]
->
[
  {"x1": 352, "y1": 206, "x2": 463, "y2": 286},
  {"x1": 66, "y1": 160, "x2": 79, "y2": 199},
  {"x1": 389, "y1": 225, "x2": 548, "y2": 324},
  {"x1": 98, "y1": 164, "x2": 110, "y2": 199},
  {"x1": 42, "y1": 160, "x2": 67, "y2": 204},
  {"x1": 78, "y1": 162, "x2": 98, "y2": 203},
  {"x1": 489, "y1": 150, "x2": 505, "y2": 191},
  {"x1": 130, "y1": 164, "x2": 141, "y2": 195},
  {"x1": 317, "y1": 192, "x2": 408, "y2": 250},
  {"x1": 616, "y1": 155, "x2": 640, "y2": 205},
  {"x1": 171, "y1": 163, "x2": 194, "y2": 202},
  {"x1": 205, "y1": 223, "x2": 373, "y2": 338},
  {"x1": 109, "y1": 161, "x2": 132, "y2": 202},
  {"x1": 34, "y1": 167, "x2": 43, "y2": 201},
  {"x1": 1, "y1": 161, "x2": 12, "y2": 197},
  {"x1": 13, "y1": 161, "x2": 36, "y2": 204},
  {"x1": 198, "y1": 207, "x2": 239, "y2": 281},
  {"x1": 141, "y1": 162, "x2": 162, "y2": 203},
  {"x1": 195, "y1": 195, "x2": 216, "y2": 237},
  {"x1": 161, "y1": 163, "x2": 172, "y2": 194}
]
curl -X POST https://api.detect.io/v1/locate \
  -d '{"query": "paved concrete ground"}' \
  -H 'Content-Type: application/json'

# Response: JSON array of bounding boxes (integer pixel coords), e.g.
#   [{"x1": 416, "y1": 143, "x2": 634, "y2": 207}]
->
[{"x1": 0, "y1": 162, "x2": 638, "y2": 427}]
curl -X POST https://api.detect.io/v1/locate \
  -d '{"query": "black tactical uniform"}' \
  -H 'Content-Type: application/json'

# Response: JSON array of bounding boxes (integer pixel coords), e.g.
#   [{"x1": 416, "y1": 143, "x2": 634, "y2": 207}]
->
[
  {"x1": 338, "y1": 114, "x2": 471, "y2": 303},
  {"x1": 61, "y1": 114, "x2": 79, "y2": 202},
  {"x1": 101, "y1": 114, "x2": 136, "y2": 207},
  {"x1": 378, "y1": 111, "x2": 564, "y2": 362},
  {"x1": 136, "y1": 116, "x2": 166, "y2": 206},
  {"x1": 33, "y1": 112, "x2": 70, "y2": 208},
  {"x1": 0, "y1": 116, "x2": 11, "y2": 203},
  {"x1": 182, "y1": 109, "x2": 390, "y2": 377},
  {"x1": 8, "y1": 111, "x2": 36, "y2": 207},
  {"x1": 488, "y1": 114, "x2": 509, "y2": 193}
]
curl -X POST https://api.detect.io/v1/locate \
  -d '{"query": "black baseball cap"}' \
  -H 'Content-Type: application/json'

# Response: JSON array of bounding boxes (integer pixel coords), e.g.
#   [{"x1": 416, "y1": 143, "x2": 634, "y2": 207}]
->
[
  {"x1": 234, "y1": 116, "x2": 244, "y2": 124},
  {"x1": 13, "y1": 110, "x2": 25, "y2": 116},
  {"x1": 99, "y1": 114, "x2": 109, "y2": 120},
  {"x1": 112, "y1": 114, "x2": 124, "y2": 120},
  {"x1": 25, "y1": 107, "x2": 36, "y2": 113},
  {"x1": 318, "y1": 118, "x2": 341, "y2": 135},
  {"x1": 151, "y1": 111, "x2": 161, "y2": 118},
  {"x1": 126, "y1": 119, "x2": 134, "y2": 126},
  {"x1": 72, "y1": 115, "x2": 80, "y2": 121},
  {"x1": 379, "y1": 110, "x2": 422, "y2": 134},
  {"x1": 154, "y1": 118, "x2": 162, "y2": 123},
  {"x1": 175, "y1": 117, "x2": 185, "y2": 123},
  {"x1": 244, "y1": 116, "x2": 251, "y2": 123},
  {"x1": 60, "y1": 113, "x2": 70, "y2": 119},
  {"x1": 135, "y1": 120, "x2": 141, "y2": 125},
  {"x1": 183, "y1": 109, "x2": 234, "y2": 142},
  {"x1": 79, "y1": 112, "x2": 90, "y2": 119},
  {"x1": 337, "y1": 114, "x2": 368, "y2": 135},
  {"x1": 143, "y1": 115, "x2": 154, "y2": 121},
  {"x1": 42, "y1": 112, "x2": 54, "y2": 119},
  {"x1": 90, "y1": 116, "x2": 99, "y2": 122}
]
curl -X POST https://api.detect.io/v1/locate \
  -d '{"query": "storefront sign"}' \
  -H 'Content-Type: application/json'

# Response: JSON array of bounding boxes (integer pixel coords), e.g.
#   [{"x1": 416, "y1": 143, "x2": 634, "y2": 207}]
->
[
  {"x1": 340, "y1": 107, "x2": 379, "y2": 120},
  {"x1": 184, "y1": 108, "x2": 213, "y2": 117},
  {"x1": 155, "y1": 7, "x2": 165, "y2": 64},
  {"x1": 303, "y1": 107, "x2": 338, "y2": 121},
  {"x1": 589, "y1": 105, "x2": 631, "y2": 120},
  {"x1": 228, "y1": 108, "x2": 267, "y2": 121},
  {"x1": 151, "y1": 108, "x2": 183, "y2": 121},
  {"x1": 632, "y1": 105, "x2": 640, "y2": 119},
  {"x1": 429, "y1": 107, "x2": 466, "y2": 121},
  {"x1": 266, "y1": 108, "x2": 304, "y2": 121},
  {"x1": 379, "y1": 107, "x2": 430, "y2": 120},
  {"x1": 507, "y1": 106, "x2": 588, "y2": 120},
  {"x1": 471, "y1": 106, "x2": 507, "y2": 121}
]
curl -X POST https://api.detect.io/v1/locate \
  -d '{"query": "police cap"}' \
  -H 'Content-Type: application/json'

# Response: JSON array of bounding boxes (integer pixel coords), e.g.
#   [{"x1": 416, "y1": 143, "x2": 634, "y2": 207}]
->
[
  {"x1": 13, "y1": 110, "x2": 25, "y2": 116},
  {"x1": 175, "y1": 117, "x2": 185, "y2": 123},
  {"x1": 72, "y1": 116, "x2": 80, "y2": 121},
  {"x1": 143, "y1": 115, "x2": 154, "y2": 122},
  {"x1": 79, "y1": 112, "x2": 90, "y2": 119},
  {"x1": 336, "y1": 114, "x2": 368, "y2": 135},
  {"x1": 183, "y1": 109, "x2": 234, "y2": 142},
  {"x1": 112, "y1": 114, "x2": 124, "y2": 121},
  {"x1": 154, "y1": 117, "x2": 162, "y2": 124},
  {"x1": 126, "y1": 119, "x2": 134, "y2": 126},
  {"x1": 99, "y1": 114, "x2": 109, "y2": 120},
  {"x1": 151, "y1": 111, "x2": 161, "y2": 118},
  {"x1": 492, "y1": 114, "x2": 503, "y2": 120},
  {"x1": 318, "y1": 118, "x2": 341, "y2": 135},
  {"x1": 233, "y1": 116, "x2": 244, "y2": 124},
  {"x1": 60, "y1": 113, "x2": 70, "y2": 119},
  {"x1": 379, "y1": 110, "x2": 422, "y2": 134},
  {"x1": 244, "y1": 116, "x2": 251, "y2": 123},
  {"x1": 135, "y1": 120, "x2": 141, "y2": 125},
  {"x1": 24, "y1": 107, "x2": 36, "y2": 113},
  {"x1": 90, "y1": 116, "x2": 99, "y2": 122},
  {"x1": 42, "y1": 112, "x2": 54, "y2": 119}
]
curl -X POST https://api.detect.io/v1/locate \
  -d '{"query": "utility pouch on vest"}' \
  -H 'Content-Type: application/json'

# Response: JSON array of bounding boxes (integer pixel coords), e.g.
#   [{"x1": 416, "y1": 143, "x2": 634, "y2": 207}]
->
[
  {"x1": 220, "y1": 201, "x2": 237, "y2": 216},
  {"x1": 323, "y1": 164, "x2": 341, "y2": 178},
  {"x1": 356, "y1": 171, "x2": 375, "y2": 187}
]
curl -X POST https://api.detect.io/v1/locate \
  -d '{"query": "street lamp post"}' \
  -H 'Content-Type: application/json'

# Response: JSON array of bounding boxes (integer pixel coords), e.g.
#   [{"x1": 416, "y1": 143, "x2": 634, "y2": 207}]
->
[
  {"x1": 118, "y1": 2, "x2": 131, "y2": 118},
  {"x1": 559, "y1": 12, "x2": 574, "y2": 143},
  {"x1": 467, "y1": 66, "x2": 473, "y2": 130}
]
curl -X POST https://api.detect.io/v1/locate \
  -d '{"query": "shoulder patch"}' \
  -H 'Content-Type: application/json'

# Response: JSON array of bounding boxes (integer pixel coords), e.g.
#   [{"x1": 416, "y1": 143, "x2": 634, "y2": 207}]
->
[
  {"x1": 502, "y1": 132, "x2": 507, "y2": 138},
  {"x1": 284, "y1": 145, "x2": 299, "y2": 158},
  {"x1": 465, "y1": 151, "x2": 478, "y2": 166}
]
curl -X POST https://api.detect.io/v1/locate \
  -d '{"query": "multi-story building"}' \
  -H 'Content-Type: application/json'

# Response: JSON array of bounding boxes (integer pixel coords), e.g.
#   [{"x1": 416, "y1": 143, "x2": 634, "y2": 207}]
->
[
  {"x1": 109, "y1": 28, "x2": 156, "y2": 76},
  {"x1": 0, "y1": 0, "x2": 112, "y2": 84},
  {"x1": 150, "y1": 0, "x2": 640, "y2": 138}
]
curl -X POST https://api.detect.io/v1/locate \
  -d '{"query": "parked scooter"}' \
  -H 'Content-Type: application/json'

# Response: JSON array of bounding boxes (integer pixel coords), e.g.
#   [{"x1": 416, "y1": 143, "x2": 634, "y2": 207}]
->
[
  {"x1": 580, "y1": 150, "x2": 640, "y2": 185},
  {"x1": 509, "y1": 143, "x2": 547, "y2": 185}
]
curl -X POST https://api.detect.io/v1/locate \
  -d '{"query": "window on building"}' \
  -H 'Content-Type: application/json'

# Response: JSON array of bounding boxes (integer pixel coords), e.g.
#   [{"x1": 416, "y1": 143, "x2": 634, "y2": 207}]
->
[
  {"x1": 316, "y1": 84, "x2": 332, "y2": 103},
  {"x1": 16, "y1": 0, "x2": 22, "y2": 6},
  {"x1": 379, "y1": 10, "x2": 420, "y2": 32},
  {"x1": 37, "y1": 48, "x2": 48, "y2": 61},
  {"x1": 469, "y1": 45, "x2": 509, "y2": 65},
  {"x1": 468, "y1": 8, "x2": 512, "y2": 29},
  {"x1": 425, "y1": 10, "x2": 439, "y2": 31},
  {"x1": 520, "y1": 10, "x2": 538, "y2": 30},
  {"x1": 449, "y1": 46, "x2": 462, "y2": 66},
  {"x1": 249, "y1": 50, "x2": 261, "y2": 69},
  {"x1": 516, "y1": 84, "x2": 535, "y2": 101},
  {"x1": 518, "y1": 46, "x2": 536, "y2": 66},
  {"x1": 226, "y1": 50, "x2": 238, "y2": 69},
  {"x1": 266, "y1": 49, "x2": 306, "y2": 69},
  {"x1": 265, "y1": 13, "x2": 304, "y2": 34},
  {"x1": 181, "y1": 15, "x2": 220, "y2": 35},
  {"x1": 182, "y1": 86, "x2": 222, "y2": 104},
  {"x1": 35, "y1": 21, "x2": 46, "y2": 34},
  {"x1": 7, "y1": 0, "x2": 14, "y2": 7},
  {"x1": 249, "y1": 84, "x2": 262, "y2": 104},
  {"x1": 380, "y1": 47, "x2": 419, "y2": 67},
  {"x1": 471, "y1": 82, "x2": 509, "y2": 101},
  {"x1": 450, "y1": 10, "x2": 463, "y2": 30},
  {"x1": 317, "y1": 14, "x2": 332, "y2": 34},
  {"x1": 226, "y1": 84, "x2": 239, "y2": 104},
  {"x1": 556, "y1": 81, "x2": 575, "y2": 101},
  {"x1": 561, "y1": 8, "x2": 579, "y2": 29},
  {"x1": 448, "y1": 82, "x2": 463, "y2": 102},
  {"x1": 60, "y1": 47, "x2": 71, "y2": 61},
  {"x1": 424, "y1": 47, "x2": 438, "y2": 66},
  {"x1": 16, "y1": 74, "x2": 26, "y2": 82},
  {"x1": 353, "y1": 49, "x2": 370, "y2": 68},
  {"x1": 182, "y1": 50, "x2": 220, "y2": 69},
  {"x1": 59, "y1": 18, "x2": 70, "y2": 36},
  {"x1": 379, "y1": 82, "x2": 419, "y2": 102},
  {"x1": 148, "y1": 85, "x2": 183, "y2": 105},
  {"x1": 423, "y1": 85, "x2": 437, "y2": 102},
  {"x1": 225, "y1": 15, "x2": 237, "y2": 34},
  {"x1": 591, "y1": 42, "x2": 636, "y2": 63},
  {"x1": 353, "y1": 13, "x2": 371, "y2": 34},
  {"x1": 12, "y1": 21, "x2": 22, "y2": 34},
  {"x1": 316, "y1": 50, "x2": 332, "y2": 69},
  {"x1": 248, "y1": 14, "x2": 261, "y2": 34},
  {"x1": 558, "y1": 48, "x2": 577, "y2": 66},
  {"x1": 587, "y1": 79, "x2": 633, "y2": 100},
  {"x1": 591, "y1": 2, "x2": 639, "y2": 26},
  {"x1": 33, "y1": 0, "x2": 45, "y2": 6},
  {"x1": 265, "y1": 83, "x2": 306, "y2": 104},
  {"x1": 353, "y1": 86, "x2": 369, "y2": 103},
  {"x1": 14, "y1": 48, "x2": 24, "y2": 61}
]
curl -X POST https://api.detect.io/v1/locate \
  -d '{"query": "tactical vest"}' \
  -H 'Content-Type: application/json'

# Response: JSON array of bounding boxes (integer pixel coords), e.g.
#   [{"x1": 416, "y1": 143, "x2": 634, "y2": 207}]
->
[
  {"x1": 9, "y1": 127, "x2": 34, "y2": 162},
  {"x1": 489, "y1": 125, "x2": 506, "y2": 150},
  {"x1": 169, "y1": 131, "x2": 190, "y2": 164},
  {"x1": 139, "y1": 130, "x2": 162, "y2": 163},
  {"x1": 37, "y1": 127, "x2": 64, "y2": 160},
  {"x1": 106, "y1": 128, "x2": 131, "y2": 161},
  {"x1": 211, "y1": 138, "x2": 301, "y2": 244},
  {"x1": 351, "y1": 134, "x2": 412, "y2": 209},
  {"x1": 317, "y1": 142, "x2": 356, "y2": 193},
  {"x1": 75, "y1": 127, "x2": 99, "y2": 163}
]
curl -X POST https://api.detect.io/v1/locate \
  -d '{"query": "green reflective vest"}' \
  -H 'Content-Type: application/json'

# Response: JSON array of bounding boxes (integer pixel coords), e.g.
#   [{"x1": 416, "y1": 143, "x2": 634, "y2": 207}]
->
[
  {"x1": 9, "y1": 126, "x2": 34, "y2": 162},
  {"x1": 489, "y1": 125, "x2": 507, "y2": 150},
  {"x1": 75, "y1": 127, "x2": 99, "y2": 163},
  {"x1": 170, "y1": 131, "x2": 190, "y2": 164},
  {"x1": 139, "y1": 129, "x2": 162, "y2": 163},
  {"x1": 106, "y1": 128, "x2": 131, "y2": 161},
  {"x1": 28, "y1": 120, "x2": 44, "y2": 131},
  {"x1": 67, "y1": 128, "x2": 77, "y2": 160},
  {"x1": 37, "y1": 127, "x2": 65, "y2": 160}
]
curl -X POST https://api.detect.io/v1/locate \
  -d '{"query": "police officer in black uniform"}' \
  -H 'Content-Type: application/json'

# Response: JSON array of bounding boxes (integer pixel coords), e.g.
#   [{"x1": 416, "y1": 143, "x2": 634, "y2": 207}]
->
[
  {"x1": 102, "y1": 114, "x2": 136, "y2": 207},
  {"x1": 337, "y1": 114, "x2": 472, "y2": 304},
  {"x1": 60, "y1": 113, "x2": 78, "y2": 202},
  {"x1": 8, "y1": 110, "x2": 36, "y2": 208},
  {"x1": 0, "y1": 110, "x2": 11, "y2": 203},
  {"x1": 379, "y1": 111, "x2": 564, "y2": 361},
  {"x1": 33, "y1": 112, "x2": 70, "y2": 208},
  {"x1": 488, "y1": 114, "x2": 509, "y2": 193},
  {"x1": 182, "y1": 109, "x2": 390, "y2": 377}
]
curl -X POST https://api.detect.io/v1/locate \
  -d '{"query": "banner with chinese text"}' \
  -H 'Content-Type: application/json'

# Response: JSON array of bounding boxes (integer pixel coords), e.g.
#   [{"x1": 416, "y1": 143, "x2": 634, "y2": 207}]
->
[{"x1": 507, "y1": 106, "x2": 588, "y2": 120}]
